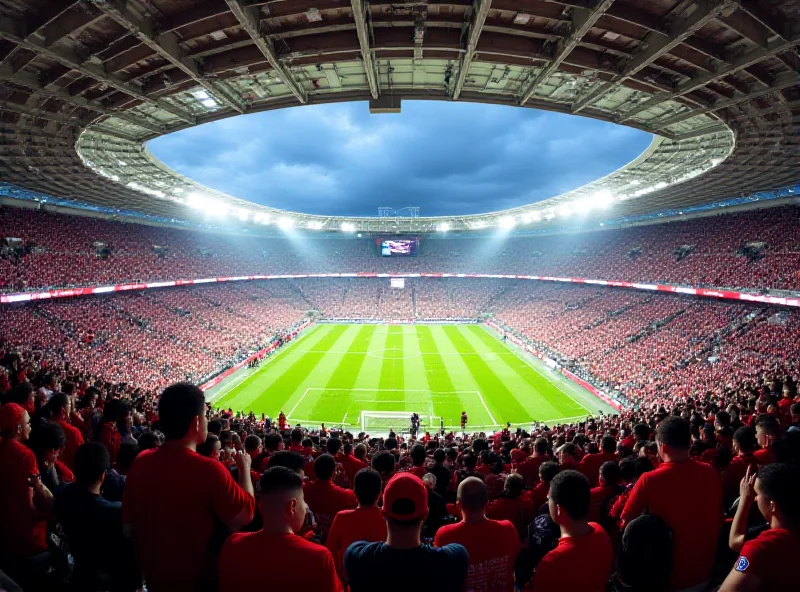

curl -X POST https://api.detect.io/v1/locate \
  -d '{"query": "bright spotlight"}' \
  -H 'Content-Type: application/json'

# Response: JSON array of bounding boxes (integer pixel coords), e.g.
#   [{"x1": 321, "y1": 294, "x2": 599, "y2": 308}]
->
[
  {"x1": 234, "y1": 208, "x2": 249, "y2": 221},
  {"x1": 654, "y1": 181, "x2": 668, "y2": 189},
  {"x1": 558, "y1": 204, "x2": 572, "y2": 217},
  {"x1": 437, "y1": 222, "x2": 450, "y2": 232},
  {"x1": 278, "y1": 217, "x2": 294, "y2": 229},
  {"x1": 498, "y1": 216, "x2": 516, "y2": 229},
  {"x1": 473, "y1": 220, "x2": 487, "y2": 229},
  {"x1": 308, "y1": 221, "x2": 324, "y2": 230},
  {"x1": 340, "y1": 222, "x2": 356, "y2": 232}
]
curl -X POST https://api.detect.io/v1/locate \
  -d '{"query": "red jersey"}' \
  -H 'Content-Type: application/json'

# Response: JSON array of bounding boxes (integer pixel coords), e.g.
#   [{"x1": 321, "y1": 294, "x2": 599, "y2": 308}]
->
[
  {"x1": 487, "y1": 495, "x2": 534, "y2": 538},
  {"x1": 340, "y1": 454, "x2": 367, "y2": 483},
  {"x1": 588, "y1": 484, "x2": 619, "y2": 524},
  {"x1": 621, "y1": 459, "x2": 722, "y2": 591},
  {"x1": 579, "y1": 451, "x2": 616, "y2": 486},
  {"x1": 326, "y1": 506, "x2": 387, "y2": 581},
  {"x1": 753, "y1": 448, "x2": 775, "y2": 465},
  {"x1": 734, "y1": 527, "x2": 800, "y2": 591},
  {"x1": 435, "y1": 519, "x2": 521, "y2": 592},
  {"x1": 303, "y1": 479, "x2": 357, "y2": 542},
  {"x1": 723, "y1": 453, "x2": 758, "y2": 501},
  {"x1": 55, "y1": 419, "x2": 84, "y2": 471},
  {"x1": 408, "y1": 465, "x2": 427, "y2": 479},
  {"x1": 122, "y1": 443, "x2": 255, "y2": 592},
  {"x1": 517, "y1": 454, "x2": 550, "y2": 486},
  {"x1": 99, "y1": 422, "x2": 121, "y2": 464},
  {"x1": 0, "y1": 439, "x2": 47, "y2": 557},
  {"x1": 219, "y1": 531, "x2": 342, "y2": 592},
  {"x1": 525, "y1": 522, "x2": 612, "y2": 592},
  {"x1": 531, "y1": 480, "x2": 549, "y2": 511}
]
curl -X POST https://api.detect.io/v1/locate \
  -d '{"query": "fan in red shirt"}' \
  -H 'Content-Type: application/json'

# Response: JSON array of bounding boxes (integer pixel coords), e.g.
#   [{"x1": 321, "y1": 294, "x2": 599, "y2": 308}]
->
[
  {"x1": 218, "y1": 466, "x2": 342, "y2": 592},
  {"x1": 122, "y1": 383, "x2": 255, "y2": 592},
  {"x1": 721, "y1": 463, "x2": 800, "y2": 592},
  {"x1": 303, "y1": 454, "x2": 357, "y2": 542},
  {"x1": 588, "y1": 460, "x2": 622, "y2": 526},
  {"x1": 557, "y1": 442, "x2": 581, "y2": 472},
  {"x1": 340, "y1": 443, "x2": 368, "y2": 484},
  {"x1": 0, "y1": 403, "x2": 52, "y2": 579},
  {"x1": 487, "y1": 473, "x2": 534, "y2": 538},
  {"x1": 531, "y1": 461, "x2": 559, "y2": 512},
  {"x1": 48, "y1": 393, "x2": 84, "y2": 471},
  {"x1": 621, "y1": 417, "x2": 723, "y2": 592},
  {"x1": 754, "y1": 414, "x2": 780, "y2": 466},
  {"x1": 98, "y1": 399, "x2": 129, "y2": 464},
  {"x1": 524, "y1": 470, "x2": 613, "y2": 592},
  {"x1": 327, "y1": 468, "x2": 387, "y2": 583},
  {"x1": 435, "y1": 477, "x2": 521, "y2": 592},
  {"x1": 407, "y1": 444, "x2": 428, "y2": 479},
  {"x1": 723, "y1": 426, "x2": 759, "y2": 505},
  {"x1": 517, "y1": 438, "x2": 550, "y2": 485},
  {"x1": 579, "y1": 436, "x2": 617, "y2": 486}
]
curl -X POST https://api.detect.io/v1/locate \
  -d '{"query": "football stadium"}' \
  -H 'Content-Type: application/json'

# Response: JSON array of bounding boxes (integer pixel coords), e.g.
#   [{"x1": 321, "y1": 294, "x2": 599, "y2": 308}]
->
[{"x1": 1, "y1": 1, "x2": 799, "y2": 591}]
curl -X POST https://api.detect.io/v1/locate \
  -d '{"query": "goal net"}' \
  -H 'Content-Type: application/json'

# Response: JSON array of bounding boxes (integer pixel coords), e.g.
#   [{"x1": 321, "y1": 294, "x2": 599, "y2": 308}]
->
[{"x1": 360, "y1": 411, "x2": 441, "y2": 435}]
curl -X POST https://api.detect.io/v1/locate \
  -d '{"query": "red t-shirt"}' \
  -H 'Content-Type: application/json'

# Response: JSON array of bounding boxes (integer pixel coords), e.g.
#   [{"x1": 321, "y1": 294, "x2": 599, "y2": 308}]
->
[
  {"x1": 579, "y1": 452, "x2": 616, "y2": 486},
  {"x1": 723, "y1": 453, "x2": 758, "y2": 501},
  {"x1": 753, "y1": 448, "x2": 775, "y2": 465},
  {"x1": 122, "y1": 443, "x2": 255, "y2": 592},
  {"x1": 525, "y1": 522, "x2": 612, "y2": 592},
  {"x1": 55, "y1": 419, "x2": 84, "y2": 471},
  {"x1": 0, "y1": 439, "x2": 47, "y2": 557},
  {"x1": 341, "y1": 454, "x2": 367, "y2": 483},
  {"x1": 326, "y1": 506, "x2": 387, "y2": 581},
  {"x1": 303, "y1": 479, "x2": 357, "y2": 541},
  {"x1": 435, "y1": 518, "x2": 521, "y2": 592},
  {"x1": 486, "y1": 495, "x2": 534, "y2": 538},
  {"x1": 409, "y1": 465, "x2": 427, "y2": 479},
  {"x1": 218, "y1": 531, "x2": 342, "y2": 592},
  {"x1": 734, "y1": 527, "x2": 800, "y2": 591},
  {"x1": 621, "y1": 459, "x2": 722, "y2": 591},
  {"x1": 517, "y1": 454, "x2": 550, "y2": 485},
  {"x1": 531, "y1": 480, "x2": 549, "y2": 511},
  {"x1": 588, "y1": 484, "x2": 618, "y2": 524}
]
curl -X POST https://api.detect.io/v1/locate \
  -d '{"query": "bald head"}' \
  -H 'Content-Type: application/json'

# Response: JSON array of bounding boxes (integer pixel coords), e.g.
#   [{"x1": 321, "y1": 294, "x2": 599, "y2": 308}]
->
[{"x1": 457, "y1": 477, "x2": 488, "y2": 512}]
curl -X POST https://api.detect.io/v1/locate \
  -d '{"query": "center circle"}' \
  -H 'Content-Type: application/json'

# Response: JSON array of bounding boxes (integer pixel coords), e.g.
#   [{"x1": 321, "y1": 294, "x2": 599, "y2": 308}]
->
[{"x1": 366, "y1": 347, "x2": 423, "y2": 360}]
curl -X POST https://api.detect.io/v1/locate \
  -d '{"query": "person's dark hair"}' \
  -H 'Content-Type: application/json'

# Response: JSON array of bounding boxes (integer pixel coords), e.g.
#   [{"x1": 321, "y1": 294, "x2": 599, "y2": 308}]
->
[
  {"x1": 353, "y1": 468, "x2": 382, "y2": 506},
  {"x1": 733, "y1": 426, "x2": 757, "y2": 453},
  {"x1": 260, "y1": 466, "x2": 303, "y2": 495},
  {"x1": 504, "y1": 473, "x2": 525, "y2": 497},
  {"x1": 756, "y1": 414, "x2": 781, "y2": 438},
  {"x1": 384, "y1": 437, "x2": 398, "y2": 451},
  {"x1": 100, "y1": 398, "x2": 129, "y2": 424},
  {"x1": 790, "y1": 402, "x2": 800, "y2": 416},
  {"x1": 619, "y1": 457, "x2": 637, "y2": 481},
  {"x1": 463, "y1": 452, "x2": 478, "y2": 470},
  {"x1": 326, "y1": 437, "x2": 342, "y2": 455},
  {"x1": 116, "y1": 442, "x2": 140, "y2": 471},
  {"x1": 540, "y1": 461, "x2": 560, "y2": 484},
  {"x1": 599, "y1": 461, "x2": 620, "y2": 486},
  {"x1": 158, "y1": 383, "x2": 205, "y2": 440},
  {"x1": 715, "y1": 411, "x2": 731, "y2": 428},
  {"x1": 268, "y1": 451, "x2": 305, "y2": 474},
  {"x1": 61, "y1": 382, "x2": 75, "y2": 396},
  {"x1": 290, "y1": 428, "x2": 303, "y2": 444},
  {"x1": 757, "y1": 463, "x2": 800, "y2": 530},
  {"x1": 197, "y1": 434, "x2": 220, "y2": 458},
  {"x1": 549, "y1": 470, "x2": 591, "y2": 520},
  {"x1": 10, "y1": 382, "x2": 34, "y2": 406},
  {"x1": 633, "y1": 423, "x2": 650, "y2": 441},
  {"x1": 618, "y1": 515, "x2": 673, "y2": 592},
  {"x1": 561, "y1": 442, "x2": 578, "y2": 459},
  {"x1": 138, "y1": 430, "x2": 162, "y2": 450},
  {"x1": 30, "y1": 421, "x2": 66, "y2": 454},
  {"x1": 534, "y1": 437, "x2": 548, "y2": 454},
  {"x1": 47, "y1": 392, "x2": 70, "y2": 417},
  {"x1": 601, "y1": 435, "x2": 616, "y2": 453},
  {"x1": 263, "y1": 432, "x2": 283, "y2": 451},
  {"x1": 371, "y1": 450, "x2": 395, "y2": 475},
  {"x1": 633, "y1": 456, "x2": 654, "y2": 478},
  {"x1": 314, "y1": 453, "x2": 336, "y2": 481},
  {"x1": 207, "y1": 419, "x2": 222, "y2": 436},
  {"x1": 473, "y1": 438, "x2": 489, "y2": 454},
  {"x1": 410, "y1": 444, "x2": 426, "y2": 466},
  {"x1": 74, "y1": 442, "x2": 111, "y2": 485},
  {"x1": 433, "y1": 448, "x2": 446, "y2": 464},
  {"x1": 244, "y1": 435, "x2": 262, "y2": 454},
  {"x1": 655, "y1": 417, "x2": 691, "y2": 450}
]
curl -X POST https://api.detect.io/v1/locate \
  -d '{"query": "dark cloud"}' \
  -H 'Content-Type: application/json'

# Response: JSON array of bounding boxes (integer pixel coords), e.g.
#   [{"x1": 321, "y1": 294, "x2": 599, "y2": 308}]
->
[{"x1": 148, "y1": 101, "x2": 652, "y2": 217}]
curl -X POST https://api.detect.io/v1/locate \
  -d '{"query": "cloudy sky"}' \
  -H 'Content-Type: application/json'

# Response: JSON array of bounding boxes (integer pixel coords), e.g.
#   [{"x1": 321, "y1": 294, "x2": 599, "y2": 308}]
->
[{"x1": 148, "y1": 101, "x2": 652, "y2": 217}]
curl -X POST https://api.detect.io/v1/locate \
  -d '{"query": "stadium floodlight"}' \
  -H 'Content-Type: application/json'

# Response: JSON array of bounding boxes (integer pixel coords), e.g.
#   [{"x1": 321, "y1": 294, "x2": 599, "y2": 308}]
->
[
  {"x1": 498, "y1": 216, "x2": 516, "y2": 229},
  {"x1": 473, "y1": 220, "x2": 487, "y2": 229},
  {"x1": 308, "y1": 220, "x2": 325, "y2": 230},
  {"x1": 340, "y1": 222, "x2": 356, "y2": 232},
  {"x1": 234, "y1": 208, "x2": 249, "y2": 221},
  {"x1": 437, "y1": 222, "x2": 450, "y2": 232},
  {"x1": 278, "y1": 217, "x2": 294, "y2": 229},
  {"x1": 558, "y1": 204, "x2": 572, "y2": 217},
  {"x1": 654, "y1": 181, "x2": 668, "y2": 189},
  {"x1": 582, "y1": 189, "x2": 614, "y2": 210},
  {"x1": 253, "y1": 213, "x2": 271, "y2": 224}
]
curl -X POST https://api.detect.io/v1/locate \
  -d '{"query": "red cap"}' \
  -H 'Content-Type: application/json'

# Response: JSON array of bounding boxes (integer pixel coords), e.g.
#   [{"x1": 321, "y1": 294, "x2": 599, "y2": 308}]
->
[
  {"x1": 382, "y1": 473, "x2": 428, "y2": 521},
  {"x1": 0, "y1": 403, "x2": 27, "y2": 431}
]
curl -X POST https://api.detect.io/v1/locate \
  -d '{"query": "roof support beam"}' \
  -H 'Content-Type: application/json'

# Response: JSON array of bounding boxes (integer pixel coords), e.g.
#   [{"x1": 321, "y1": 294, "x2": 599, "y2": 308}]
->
[
  {"x1": 94, "y1": 1, "x2": 245, "y2": 113},
  {"x1": 224, "y1": 0, "x2": 307, "y2": 104},
  {"x1": 519, "y1": 0, "x2": 614, "y2": 105},
  {"x1": 350, "y1": 0, "x2": 379, "y2": 99},
  {"x1": 739, "y1": 0, "x2": 791, "y2": 40},
  {"x1": 0, "y1": 17, "x2": 196, "y2": 124},
  {"x1": 619, "y1": 31, "x2": 800, "y2": 122},
  {"x1": 572, "y1": 0, "x2": 735, "y2": 113},
  {"x1": 655, "y1": 72, "x2": 800, "y2": 128},
  {"x1": 0, "y1": 100, "x2": 92, "y2": 127},
  {"x1": 452, "y1": 0, "x2": 492, "y2": 101}
]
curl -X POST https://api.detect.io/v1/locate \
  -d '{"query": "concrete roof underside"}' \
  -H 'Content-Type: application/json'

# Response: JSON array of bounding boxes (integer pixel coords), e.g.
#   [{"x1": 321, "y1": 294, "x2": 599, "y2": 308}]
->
[{"x1": 0, "y1": 0, "x2": 798, "y2": 232}]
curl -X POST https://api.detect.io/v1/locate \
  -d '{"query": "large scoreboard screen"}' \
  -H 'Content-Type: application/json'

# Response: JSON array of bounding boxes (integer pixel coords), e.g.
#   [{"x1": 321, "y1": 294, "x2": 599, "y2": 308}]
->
[{"x1": 378, "y1": 238, "x2": 418, "y2": 257}]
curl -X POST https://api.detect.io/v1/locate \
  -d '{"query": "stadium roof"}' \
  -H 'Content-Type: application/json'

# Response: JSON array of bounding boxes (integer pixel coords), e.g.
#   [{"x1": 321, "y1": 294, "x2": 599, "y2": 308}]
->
[{"x1": 0, "y1": 0, "x2": 798, "y2": 232}]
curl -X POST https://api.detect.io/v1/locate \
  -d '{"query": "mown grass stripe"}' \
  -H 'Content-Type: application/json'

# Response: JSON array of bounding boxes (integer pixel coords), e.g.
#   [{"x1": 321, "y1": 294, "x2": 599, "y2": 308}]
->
[
  {"x1": 416, "y1": 325, "x2": 456, "y2": 393},
  {"x1": 378, "y1": 326, "x2": 405, "y2": 400},
  {"x1": 442, "y1": 325, "x2": 530, "y2": 425}
]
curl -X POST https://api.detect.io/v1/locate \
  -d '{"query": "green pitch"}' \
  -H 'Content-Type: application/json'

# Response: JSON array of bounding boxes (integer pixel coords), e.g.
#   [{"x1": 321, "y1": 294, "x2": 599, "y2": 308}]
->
[{"x1": 211, "y1": 324, "x2": 599, "y2": 432}]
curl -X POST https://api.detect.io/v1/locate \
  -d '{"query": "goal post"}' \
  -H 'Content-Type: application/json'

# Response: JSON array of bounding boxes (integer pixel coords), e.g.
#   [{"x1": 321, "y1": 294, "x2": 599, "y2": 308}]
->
[{"x1": 360, "y1": 411, "x2": 441, "y2": 435}]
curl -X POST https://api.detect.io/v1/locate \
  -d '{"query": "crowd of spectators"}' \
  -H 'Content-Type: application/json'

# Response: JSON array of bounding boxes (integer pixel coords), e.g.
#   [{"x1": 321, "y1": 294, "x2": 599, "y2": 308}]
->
[{"x1": 2, "y1": 203, "x2": 799, "y2": 293}]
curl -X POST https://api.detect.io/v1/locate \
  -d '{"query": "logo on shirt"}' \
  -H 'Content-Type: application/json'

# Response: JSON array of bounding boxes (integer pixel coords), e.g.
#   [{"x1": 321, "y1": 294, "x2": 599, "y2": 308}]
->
[{"x1": 735, "y1": 556, "x2": 749, "y2": 572}]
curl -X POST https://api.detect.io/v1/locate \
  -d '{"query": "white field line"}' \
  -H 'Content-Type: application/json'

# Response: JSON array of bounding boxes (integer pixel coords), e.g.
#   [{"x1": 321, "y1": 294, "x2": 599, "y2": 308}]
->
[
  {"x1": 479, "y1": 325, "x2": 595, "y2": 416},
  {"x1": 209, "y1": 325, "x2": 318, "y2": 404},
  {"x1": 342, "y1": 412, "x2": 348, "y2": 424},
  {"x1": 287, "y1": 387, "x2": 312, "y2": 418},
  {"x1": 475, "y1": 391, "x2": 498, "y2": 425},
  {"x1": 293, "y1": 349, "x2": 514, "y2": 357}
]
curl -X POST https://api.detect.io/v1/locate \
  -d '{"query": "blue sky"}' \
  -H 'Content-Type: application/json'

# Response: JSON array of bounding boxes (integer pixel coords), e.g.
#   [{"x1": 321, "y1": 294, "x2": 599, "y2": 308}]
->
[{"x1": 148, "y1": 101, "x2": 652, "y2": 217}]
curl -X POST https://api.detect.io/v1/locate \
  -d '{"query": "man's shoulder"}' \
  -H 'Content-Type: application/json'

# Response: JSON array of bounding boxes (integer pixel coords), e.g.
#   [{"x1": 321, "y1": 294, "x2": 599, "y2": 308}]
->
[{"x1": 345, "y1": 540, "x2": 385, "y2": 560}]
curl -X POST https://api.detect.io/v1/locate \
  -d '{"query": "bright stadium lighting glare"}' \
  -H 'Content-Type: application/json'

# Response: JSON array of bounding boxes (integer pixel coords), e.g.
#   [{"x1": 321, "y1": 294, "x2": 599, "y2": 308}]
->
[
  {"x1": 473, "y1": 220, "x2": 487, "y2": 229},
  {"x1": 498, "y1": 216, "x2": 516, "y2": 229},
  {"x1": 586, "y1": 189, "x2": 614, "y2": 209},
  {"x1": 253, "y1": 213, "x2": 271, "y2": 224},
  {"x1": 558, "y1": 204, "x2": 572, "y2": 217},
  {"x1": 437, "y1": 222, "x2": 450, "y2": 232},
  {"x1": 340, "y1": 222, "x2": 356, "y2": 232},
  {"x1": 629, "y1": 180, "x2": 641, "y2": 186},
  {"x1": 234, "y1": 209, "x2": 249, "y2": 221},
  {"x1": 654, "y1": 181, "x2": 668, "y2": 189},
  {"x1": 278, "y1": 217, "x2": 294, "y2": 228},
  {"x1": 308, "y1": 221, "x2": 324, "y2": 230}
]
